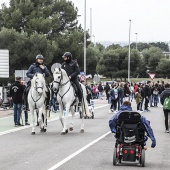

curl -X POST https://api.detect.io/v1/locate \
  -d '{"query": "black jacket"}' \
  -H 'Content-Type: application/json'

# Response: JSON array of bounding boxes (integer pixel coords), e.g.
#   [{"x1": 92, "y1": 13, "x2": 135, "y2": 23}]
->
[
  {"x1": 10, "y1": 81, "x2": 25, "y2": 104},
  {"x1": 61, "y1": 60, "x2": 80, "y2": 80},
  {"x1": 160, "y1": 89, "x2": 170, "y2": 105},
  {"x1": 143, "y1": 85, "x2": 151, "y2": 97},
  {"x1": 26, "y1": 63, "x2": 50, "y2": 79}
]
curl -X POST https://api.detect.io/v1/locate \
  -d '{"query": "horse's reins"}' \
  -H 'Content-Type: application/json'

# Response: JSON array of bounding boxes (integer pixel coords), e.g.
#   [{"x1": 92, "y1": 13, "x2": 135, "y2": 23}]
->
[
  {"x1": 53, "y1": 70, "x2": 73, "y2": 108},
  {"x1": 31, "y1": 78, "x2": 44, "y2": 109}
]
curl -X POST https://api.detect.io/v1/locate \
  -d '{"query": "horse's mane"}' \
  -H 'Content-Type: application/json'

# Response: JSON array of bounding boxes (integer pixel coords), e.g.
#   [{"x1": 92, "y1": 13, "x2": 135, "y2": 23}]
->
[{"x1": 31, "y1": 73, "x2": 47, "y2": 97}]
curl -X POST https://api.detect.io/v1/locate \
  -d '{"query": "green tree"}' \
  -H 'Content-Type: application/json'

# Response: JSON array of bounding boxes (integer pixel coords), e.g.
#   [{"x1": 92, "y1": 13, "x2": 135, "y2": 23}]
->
[
  {"x1": 156, "y1": 58, "x2": 170, "y2": 78},
  {"x1": 0, "y1": 27, "x2": 58, "y2": 74},
  {"x1": 0, "y1": 0, "x2": 79, "y2": 36},
  {"x1": 142, "y1": 47, "x2": 164, "y2": 71}
]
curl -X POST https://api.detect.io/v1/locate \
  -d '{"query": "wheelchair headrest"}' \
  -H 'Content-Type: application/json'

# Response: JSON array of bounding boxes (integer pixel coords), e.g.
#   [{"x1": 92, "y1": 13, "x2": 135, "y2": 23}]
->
[{"x1": 118, "y1": 111, "x2": 141, "y2": 123}]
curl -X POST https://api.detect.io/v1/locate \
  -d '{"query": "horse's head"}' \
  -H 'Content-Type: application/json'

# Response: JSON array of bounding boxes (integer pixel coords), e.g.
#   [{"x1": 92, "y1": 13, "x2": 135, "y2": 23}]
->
[
  {"x1": 52, "y1": 68, "x2": 62, "y2": 92},
  {"x1": 32, "y1": 73, "x2": 46, "y2": 95}
]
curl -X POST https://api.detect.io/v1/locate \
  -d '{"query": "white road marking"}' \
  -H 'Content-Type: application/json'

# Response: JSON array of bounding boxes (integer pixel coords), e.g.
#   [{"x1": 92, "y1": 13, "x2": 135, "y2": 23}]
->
[
  {"x1": 48, "y1": 131, "x2": 111, "y2": 170},
  {"x1": 0, "y1": 104, "x2": 109, "y2": 136}
]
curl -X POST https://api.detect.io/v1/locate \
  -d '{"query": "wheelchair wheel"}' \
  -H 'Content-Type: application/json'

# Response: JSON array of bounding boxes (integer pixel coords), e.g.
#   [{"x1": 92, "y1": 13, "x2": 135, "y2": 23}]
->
[
  {"x1": 113, "y1": 147, "x2": 117, "y2": 166},
  {"x1": 140, "y1": 149, "x2": 145, "y2": 167}
]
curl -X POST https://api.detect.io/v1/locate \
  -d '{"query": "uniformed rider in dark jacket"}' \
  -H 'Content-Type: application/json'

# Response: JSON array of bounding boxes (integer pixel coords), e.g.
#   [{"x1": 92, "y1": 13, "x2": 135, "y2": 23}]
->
[
  {"x1": 25, "y1": 54, "x2": 51, "y2": 109},
  {"x1": 27, "y1": 54, "x2": 50, "y2": 79},
  {"x1": 61, "y1": 52, "x2": 82, "y2": 106}
]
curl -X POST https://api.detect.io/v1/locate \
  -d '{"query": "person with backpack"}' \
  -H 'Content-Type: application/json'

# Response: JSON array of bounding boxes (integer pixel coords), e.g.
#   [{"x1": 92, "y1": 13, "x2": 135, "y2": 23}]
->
[{"x1": 160, "y1": 83, "x2": 170, "y2": 133}]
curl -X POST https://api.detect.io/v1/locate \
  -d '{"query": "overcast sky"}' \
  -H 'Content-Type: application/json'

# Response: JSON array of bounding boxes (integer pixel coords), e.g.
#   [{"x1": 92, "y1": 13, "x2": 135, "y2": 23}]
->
[{"x1": 0, "y1": 0, "x2": 170, "y2": 43}]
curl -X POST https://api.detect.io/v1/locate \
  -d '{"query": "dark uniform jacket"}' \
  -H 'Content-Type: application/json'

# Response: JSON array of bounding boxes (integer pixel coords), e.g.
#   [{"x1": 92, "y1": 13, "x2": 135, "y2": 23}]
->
[
  {"x1": 61, "y1": 60, "x2": 80, "y2": 80},
  {"x1": 26, "y1": 63, "x2": 50, "y2": 79},
  {"x1": 10, "y1": 81, "x2": 25, "y2": 104}
]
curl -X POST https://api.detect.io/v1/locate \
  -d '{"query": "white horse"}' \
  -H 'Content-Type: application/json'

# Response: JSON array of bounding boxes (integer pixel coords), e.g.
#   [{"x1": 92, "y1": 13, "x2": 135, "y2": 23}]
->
[
  {"x1": 28, "y1": 73, "x2": 48, "y2": 135},
  {"x1": 52, "y1": 68, "x2": 91, "y2": 135}
]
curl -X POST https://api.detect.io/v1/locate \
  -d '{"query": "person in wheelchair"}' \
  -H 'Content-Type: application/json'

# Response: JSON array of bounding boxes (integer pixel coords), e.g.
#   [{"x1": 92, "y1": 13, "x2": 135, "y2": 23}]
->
[
  {"x1": 61, "y1": 52, "x2": 82, "y2": 106},
  {"x1": 109, "y1": 101, "x2": 156, "y2": 149}
]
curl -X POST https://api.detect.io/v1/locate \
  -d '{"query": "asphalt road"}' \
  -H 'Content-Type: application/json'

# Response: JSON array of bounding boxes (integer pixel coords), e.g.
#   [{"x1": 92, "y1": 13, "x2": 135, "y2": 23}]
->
[{"x1": 0, "y1": 101, "x2": 170, "y2": 170}]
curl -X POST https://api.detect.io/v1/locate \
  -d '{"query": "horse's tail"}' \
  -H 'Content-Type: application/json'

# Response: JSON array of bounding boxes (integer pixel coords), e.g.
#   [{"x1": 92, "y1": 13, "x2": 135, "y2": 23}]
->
[{"x1": 81, "y1": 83, "x2": 91, "y2": 117}]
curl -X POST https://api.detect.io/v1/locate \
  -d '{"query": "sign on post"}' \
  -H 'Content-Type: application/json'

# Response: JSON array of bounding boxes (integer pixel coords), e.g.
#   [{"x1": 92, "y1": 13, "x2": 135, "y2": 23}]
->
[
  {"x1": 15, "y1": 70, "x2": 29, "y2": 82},
  {"x1": 148, "y1": 73, "x2": 156, "y2": 80},
  {"x1": 0, "y1": 50, "x2": 9, "y2": 78}
]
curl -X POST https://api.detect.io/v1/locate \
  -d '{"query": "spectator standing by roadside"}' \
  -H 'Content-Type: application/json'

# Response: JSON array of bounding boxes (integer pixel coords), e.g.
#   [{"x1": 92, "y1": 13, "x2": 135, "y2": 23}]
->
[
  {"x1": 140, "y1": 84, "x2": 145, "y2": 111},
  {"x1": 98, "y1": 83, "x2": 104, "y2": 100},
  {"x1": 134, "y1": 83, "x2": 139, "y2": 94},
  {"x1": 109, "y1": 85, "x2": 115, "y2": 113},
  {"x1": 124, "y1": 83, "x2": 131, "y2": 101},
  {"x1": 93, "y1": 84, "x2": 99, "y2": 99},
  {"x1": 130, "y1": 83, "x2": 134, "y2": 102},
  {"x1": 153, "y1": 84, "x2": 159, "y2": 107},
  {"x1": 112, "y1": 84, "x2": 119, "y2": 112},
  {"x1": 104, "y1": 82, "x2": 110, "y2": 100},
  {"x1": 160, "y1": 83, "x2": 170, "y2": 133},
  {"x1": 117, "y1": 83, "x2": 124, "y2": 110},
  {"x1": 150, "y1": 83, "x2": 154, "y2": 107},
  {"x1": 135, "y1": 88, "x2": 142, "y2": 111},
  {"x1": 143, "y1": 81, "x2": 151, "y2": 112},
  {"x1": 21, "y1": 81, "x2": 30, "y2": 125},
  {"x1": 10, "y1": 77, "x2": 25, "y2": 126}
]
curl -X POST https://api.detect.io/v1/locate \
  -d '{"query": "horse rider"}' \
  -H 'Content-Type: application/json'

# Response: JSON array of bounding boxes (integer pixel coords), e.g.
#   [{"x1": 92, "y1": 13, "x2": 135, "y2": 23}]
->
[
  {"x1": 25, "y1": 54, "x2": 51, "y2": 109},
  {"x1": 61, "y1": 52, "x2": 82, "y2": 106}
]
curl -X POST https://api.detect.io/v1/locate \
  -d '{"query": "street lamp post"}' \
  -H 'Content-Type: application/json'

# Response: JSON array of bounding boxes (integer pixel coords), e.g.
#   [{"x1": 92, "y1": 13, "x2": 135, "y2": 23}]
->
[
  {"x1": 128, "y1": 19, "x2": 131, "y2": 83},
  {"x1": 93, "y1": 35, "x2": 95, "y2": 45},
  {"x1": 90, "y1": 8, "x2": 92, "y2": 42},
  {"x1": 135, "y1": 33, "x2": 138, "y2": 51},
  {"x1": 84, "y1": 0, "x2": 86, "y2": 74}
]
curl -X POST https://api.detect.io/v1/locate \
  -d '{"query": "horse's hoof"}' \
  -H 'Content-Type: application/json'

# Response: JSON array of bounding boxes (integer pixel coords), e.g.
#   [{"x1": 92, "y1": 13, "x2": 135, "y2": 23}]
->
[
  {"x1": 69, "y1": 127, "x2": 73, "y2": 131},
  {"x1": 31, "y1": 132, "x2": 35, "y2": 135},
  {"x1": 80, "y1": 129, "x2": 84, "y2": 133},
  {"x1": 61, "y1": 132, "x2": 66, "y2": 135},
  {"x1": 36, "y1": 123, "x2": 39, "y2": 126},
  {"x1": 65, "y1": 129, "x2": 68, "y2": 133},
  {"x1": 43, "y1": 129, "x2": 47, "y2": 132}
]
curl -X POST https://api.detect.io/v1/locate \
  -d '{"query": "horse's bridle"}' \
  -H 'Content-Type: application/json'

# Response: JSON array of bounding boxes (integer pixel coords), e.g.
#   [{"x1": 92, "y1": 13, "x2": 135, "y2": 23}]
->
[
  {"x1": 33, "y1": 78, "x2": 43, "y2": 95},
  {"x1": 31, "y1": 78, "x2": 44, "y2": 107},
  {"x1": 53, "y1": 69, "x2": 72, "y2": 107},
  {"x1": 53, "y1": 69, "x2": 70, "y2": 90}
]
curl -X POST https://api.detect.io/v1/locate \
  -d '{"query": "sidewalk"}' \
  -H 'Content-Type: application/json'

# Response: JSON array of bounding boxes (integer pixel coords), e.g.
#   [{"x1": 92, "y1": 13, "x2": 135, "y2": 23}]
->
[{"x1": 0, "y1": 108, "x2": 13, "y2": 118}]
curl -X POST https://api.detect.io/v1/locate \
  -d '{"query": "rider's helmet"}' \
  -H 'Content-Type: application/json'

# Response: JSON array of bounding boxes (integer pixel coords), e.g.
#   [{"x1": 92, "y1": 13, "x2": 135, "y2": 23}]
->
[
  {"x1": 62, "y1": 52, "x2": 72, "y2": 59},
  {"x1": 36, "y1": 54, "x2": 44, "y2": 60}
]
